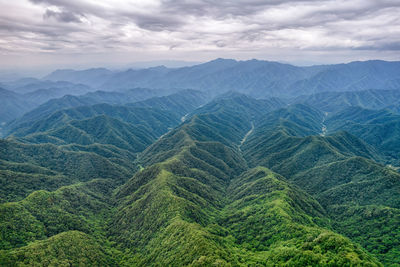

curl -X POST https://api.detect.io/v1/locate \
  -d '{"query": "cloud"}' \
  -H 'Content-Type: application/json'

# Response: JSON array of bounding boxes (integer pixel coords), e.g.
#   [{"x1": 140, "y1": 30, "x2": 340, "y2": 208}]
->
[
  {"x1": 43, "y1": 8, "x2": 84, "y2": 23},
  {"x1": 0, "y1": 0, "x2": 399, "y2": 68}
]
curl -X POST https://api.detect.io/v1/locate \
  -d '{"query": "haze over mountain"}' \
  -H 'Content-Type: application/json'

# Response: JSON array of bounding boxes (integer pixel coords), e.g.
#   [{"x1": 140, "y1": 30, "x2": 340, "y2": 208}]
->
[{"x1": 40, "y1": 59, "x2": 400, "y2": 98}]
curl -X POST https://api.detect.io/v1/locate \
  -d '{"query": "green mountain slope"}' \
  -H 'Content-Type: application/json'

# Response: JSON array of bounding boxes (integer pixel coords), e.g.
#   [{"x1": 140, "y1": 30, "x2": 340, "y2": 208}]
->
[
  {"x1": 19, "y1": 115, "x2": 157, "y2": 152},
  {"x1": 107, "y1": 98, "x2": 380, "y2": 265},
  {"x1": 1, "y1": 93, "x2": 396, "y2": 266},
  {"x1": 0, "y1": 139, "x2": 134, "y2": 203},
  {"x1": 128, "y1": 89, "x2": 208, "y2": 117},
  {"x1": 326, "y1": 106, "x2": 400, "y2": 165},
  {"x1": 0, "y1": 231, "x2": 115, "y2": 266},
  {"x1": 242, "y1": 103, "x2": 400, "y2": 265}
]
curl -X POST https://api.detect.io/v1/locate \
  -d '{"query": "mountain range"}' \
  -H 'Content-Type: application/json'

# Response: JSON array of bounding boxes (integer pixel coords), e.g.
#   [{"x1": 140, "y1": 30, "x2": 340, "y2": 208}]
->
[{"x1": 1, "y1": 59, "x2": 400, "y2": 266}]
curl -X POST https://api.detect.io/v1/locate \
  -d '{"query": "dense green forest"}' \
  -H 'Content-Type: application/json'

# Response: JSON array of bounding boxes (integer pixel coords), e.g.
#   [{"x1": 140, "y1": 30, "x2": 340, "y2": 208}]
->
[{"x1": 1, "y1": 88, "x2": 400, "y2": 266}]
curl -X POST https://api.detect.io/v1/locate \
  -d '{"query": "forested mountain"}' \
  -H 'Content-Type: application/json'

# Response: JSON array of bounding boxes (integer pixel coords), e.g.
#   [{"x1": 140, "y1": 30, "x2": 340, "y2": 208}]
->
[
  {"x1": 326, "y1": 107, "x2": 400, "y2": 165},
  {"x1": 43, "y1": 59, "x2": 400, "y2": 98},
  {"x1": 5, "y1": 88, "x2": 161, "y2": 132},
  {"x1": 0, "y1": 81, "x2": 95, "y2": 124},
  {"x1": 1, "y1": 60, "x2": 400, "y2": 266},
  {"x1": 294, "y1": 89, "x2": 400, "y2": 113},
  {"x1": 0, "y1": 88, "x2": 35, "y2": 126}
]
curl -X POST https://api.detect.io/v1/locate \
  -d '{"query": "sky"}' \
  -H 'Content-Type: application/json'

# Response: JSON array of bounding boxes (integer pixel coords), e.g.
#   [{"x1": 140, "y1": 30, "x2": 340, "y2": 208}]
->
[{"x1": 0, "y1": 0, "x2": 400, "y2": 72}]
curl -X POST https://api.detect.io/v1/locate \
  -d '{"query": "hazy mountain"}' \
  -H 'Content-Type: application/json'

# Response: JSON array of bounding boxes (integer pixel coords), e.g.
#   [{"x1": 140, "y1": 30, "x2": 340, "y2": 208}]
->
[
  {"x1": 41, "y1": 59, "x2": 400, "y2": 99},
  {"x1": 0, "y1": 88, "x2": 35, "y2": 126},
  {"x1": 43, "y1": 68, "x2": 114, "y2": 88},
  {"x1": 125, "y1": 60, "x2": 201, "y2": 69},
  {"x1": 289, "y1": 60, "x2": 400, "y2": 95},
  {"x1": 294, "y1": 89, "x2": 400, "y2": 113},
  {"x1": 12, "y1": 80, "x2": 92, "y2": 95}
]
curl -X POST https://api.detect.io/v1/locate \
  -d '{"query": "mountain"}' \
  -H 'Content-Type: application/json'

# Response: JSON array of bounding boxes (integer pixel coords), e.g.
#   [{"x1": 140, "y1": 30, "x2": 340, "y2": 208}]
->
[
  {"x1": 5, "y1": 88, "x2": 160, "y2": 133},
  {"x1": 0, "y1": 88, "x2": 35, "y2": 126},
  {"x1": 326, "y1": 106, "x2": 400, "y2": 165},
  {"x1": 13, "y1": 80, "x2": 92, "y2": 95},
  {"x1": 0, "y1": 138, "x2": 135, "y2": 203},
  {"x1": 128, "y1": 89, "x2": 209, "y2": 118},
  {"x1": 2, "y1": 85, "x2": 400, "y2": 265},
  {"x1": 98, "y1": 59, "x2": 317, "y2": 96},
  {"x1": 43, "y1": 68, "x2": 114, "y2": 88},
  {"x1": 41, "y1": 59, "x2": 400, "y2": 99},
  {"x1": 109, "y1": 97, "x2": 378, "y2": 265},
  {"x1": 241, "y1": 103, "x2": 400, "y2": 265},
  {"x1": 294, "y1": 89, "x2": 400, "y2": 113},
  {"x1": 17, "y1": 115, "x2": 158, "y2": 152},
  {"x1": 289, "y1": 60, "x2": 400, "y2": 95}
]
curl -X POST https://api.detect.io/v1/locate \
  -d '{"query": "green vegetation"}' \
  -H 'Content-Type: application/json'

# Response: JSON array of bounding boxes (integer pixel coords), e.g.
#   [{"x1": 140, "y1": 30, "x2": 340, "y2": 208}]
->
[
  {"x1": 0, "y1": 139, "x2": 134, "y2": 202},
  {"x1": 326, "y1": 106, "x2": 400, "y2": 165},
  {"x1": 1, "y1": 92, "x2": 399, "y2": 265},
  {"x1": 0, "y1": 231, "x2": 115, "y2": 266},
  {"x1": 242, "y1": 103, "x2": 400, "y2": 265}
]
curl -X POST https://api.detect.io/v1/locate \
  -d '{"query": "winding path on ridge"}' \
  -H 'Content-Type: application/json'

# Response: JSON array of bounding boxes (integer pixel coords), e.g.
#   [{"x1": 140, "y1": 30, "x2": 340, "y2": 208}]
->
[
  {"x1": 320, "y1": 112, "x2": 328, "y2": 136},
  {"x1": 239, "y1": 122, "x2": 254, "y2": 151}
]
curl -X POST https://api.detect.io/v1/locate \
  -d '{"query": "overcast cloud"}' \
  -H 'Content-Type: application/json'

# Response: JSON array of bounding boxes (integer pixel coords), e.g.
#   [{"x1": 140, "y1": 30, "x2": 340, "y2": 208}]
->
[{"x1": 0, "y1": 0, "x2": 399, "y2": 69}]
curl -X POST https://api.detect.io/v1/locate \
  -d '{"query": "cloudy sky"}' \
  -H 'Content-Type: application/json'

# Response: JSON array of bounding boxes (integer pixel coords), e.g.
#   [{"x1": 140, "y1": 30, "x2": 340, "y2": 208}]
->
[{"x1": 1, "y1": 0, "x2": 400, "y2": 71}]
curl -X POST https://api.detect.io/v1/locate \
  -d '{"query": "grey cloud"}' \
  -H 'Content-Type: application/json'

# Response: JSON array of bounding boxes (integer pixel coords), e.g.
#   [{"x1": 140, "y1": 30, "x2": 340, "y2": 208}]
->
[
  {"x1": 1, "y1": 0, "x2": 399, "y2": 66},
  {"x1": 43, "y1": 9, "x2": 83, "y2": 23},
  {"x1": 123, "y1": 12, "x2": 185, "y2": 31}
]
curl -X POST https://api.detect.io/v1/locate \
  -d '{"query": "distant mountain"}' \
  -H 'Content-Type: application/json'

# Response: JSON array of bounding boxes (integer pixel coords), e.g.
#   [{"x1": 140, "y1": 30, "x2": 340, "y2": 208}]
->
[
  {"x1": 12, "y1": 80, "x2": 92, "y2": 95},
  {"x1": 289, "y1": 60, "x2": 400, "y2": 95},
  {"x1": 98, "y1": 59, "x2": 316, "y2": 96},
  {"x1": 99, "y1": 66, "x2": 172, "y2": 92},
  {"x1": 42, "y1": 59, "x2": 400, "y2": 98},
  {"x1": 1, "y1": 77, "x2": 41, "y2": 90},
  {"x1": 43, "y1": 68, "x2": 113, "y2": 88},
  {"x1": 125, "y1": 60, "x2": 201, "y2": 69},
  {"x1": 294, "y1": 89, "x2": 400, "y2": 113},
  {"x1": 0, "y1": 88, "x2": 35, "y2": 126},
  {"x1": 22, "y1": 83, "x2": 93, "y2": 105}
]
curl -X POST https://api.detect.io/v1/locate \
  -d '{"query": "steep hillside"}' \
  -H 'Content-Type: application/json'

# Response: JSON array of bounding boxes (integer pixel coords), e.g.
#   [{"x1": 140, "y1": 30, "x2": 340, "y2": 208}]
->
[
  {"x1": 326, "y1": 107, "x2": 400, "y2": 165},
  {"x1": 6, "y1": 88, "x2": 159, "y2": 131},
  {"x1": 108, "y1": 97, "x2": 379, "y2": 265},
  {"x1": 8, "y1": 103, "x2": 179, "y2": 138},
  {"x1": 19, "y1": 115, "x2": 157, "y2": 152},
  {"x1": 242, "y1": 104, "x2": 400, "y2": 265},
  {"x1": 0, "y1": 139, "x2": 135, "y2": 203},
  {"x1": 128, "y1": 89, "x2": 208, "y2": 117},
  {"x1": 1, "y1": 92, "x2": 397, "y2": 265}
]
